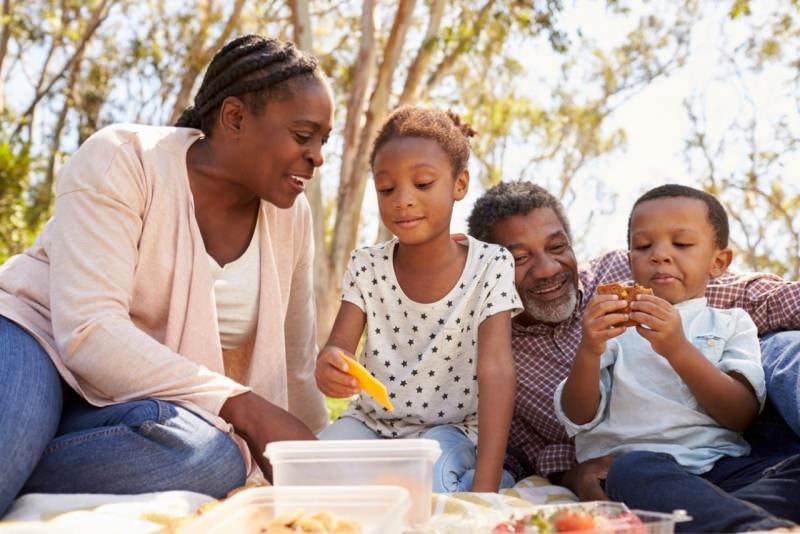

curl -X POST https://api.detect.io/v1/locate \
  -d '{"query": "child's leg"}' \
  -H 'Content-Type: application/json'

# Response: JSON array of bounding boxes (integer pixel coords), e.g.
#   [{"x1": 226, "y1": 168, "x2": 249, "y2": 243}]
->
[
  {"x1": 419, "y1": 425, "x2": 515, "y2": 493},
  {"x1": 714, "y1": 454, "x2": 800, "y2": 524},
  {"x1": 421, "y1": 426, "x2": 475, "y2": 493},
  {"x1": 317, "y1": 416, "x2": 381, "y2": 440},
  {"x1": 605, "y1": 451, "x2": 796, "y2": 532}
]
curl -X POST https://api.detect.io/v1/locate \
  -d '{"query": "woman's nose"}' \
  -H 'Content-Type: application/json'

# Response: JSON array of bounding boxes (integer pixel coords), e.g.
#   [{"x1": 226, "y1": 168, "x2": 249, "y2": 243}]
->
[{"x1": 306, "y1": 143, "x2": 324, "y2": 167}]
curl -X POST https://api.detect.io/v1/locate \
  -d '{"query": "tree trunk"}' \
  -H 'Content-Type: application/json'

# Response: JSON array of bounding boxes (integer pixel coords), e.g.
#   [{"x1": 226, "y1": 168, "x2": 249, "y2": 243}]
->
[
  {"x1": 376, "y1": 0, "x2": 446, "y2": 243},
  {"x1": 426, "y1": 0, "x2": 495, "y2": 89},
  {"x1": 398, "y1": 0, "x2": 445, "y2": 106},
  {"x1": 15, "y1": 0, "x2": 113, "y2": 138},
  {"x1": 168, "y1": 0, "x2": 247, "y2": 124},
  {"x1": 321, "y1": 0, "x2": 416, "y2": 340},
  {"x1": 288, "y1": 0, "x2": 333, "y2": 346},
  {"x1": 0, "y1": 0, "x2": 12, "y2": 113},
  {"x1": 314, "y1": 0, "x2": 377, "y2": 344}
]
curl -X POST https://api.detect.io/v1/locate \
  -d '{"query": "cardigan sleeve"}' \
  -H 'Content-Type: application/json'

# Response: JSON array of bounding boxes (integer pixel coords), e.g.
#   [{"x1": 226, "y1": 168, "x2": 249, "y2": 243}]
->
[
  {"x1": 48, "y1": 129, "x2": 248, "y2": 414},
  {"x1": 283, "y1": 196, "x2": 328, "y2": 432}
]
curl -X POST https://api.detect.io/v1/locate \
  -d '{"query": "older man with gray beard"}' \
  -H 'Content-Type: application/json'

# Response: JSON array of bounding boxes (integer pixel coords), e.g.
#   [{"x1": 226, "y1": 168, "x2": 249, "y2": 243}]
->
[{"x1": 468, "y1": 180, "x2": 800, "y2": 501}]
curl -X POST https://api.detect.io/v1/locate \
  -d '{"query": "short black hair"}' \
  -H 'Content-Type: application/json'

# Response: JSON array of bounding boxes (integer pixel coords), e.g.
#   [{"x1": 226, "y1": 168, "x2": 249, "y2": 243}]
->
[
  {"x1": 175, "y1": 35, "x2": 324, "y2": 135},
  {"x1": 370, "y1": 107, "x2": 477, "y2": 177},
  {"x1": 627, "y1": 184, "x2": 729, "y2": 249},
  {"x1": 467, "y1": 180, "x2": 572, "y2": 242}
]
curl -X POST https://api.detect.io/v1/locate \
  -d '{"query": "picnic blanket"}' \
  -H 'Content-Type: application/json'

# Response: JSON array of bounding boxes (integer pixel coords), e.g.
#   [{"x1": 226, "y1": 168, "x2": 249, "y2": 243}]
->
[{"x1": 0, "y1": 476, "x2": 577, "y2": 532}]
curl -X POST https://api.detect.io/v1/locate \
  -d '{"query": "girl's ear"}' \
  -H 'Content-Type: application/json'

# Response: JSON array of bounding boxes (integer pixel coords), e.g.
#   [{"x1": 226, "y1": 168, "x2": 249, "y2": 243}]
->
[
  {"x1": 710, "y1": 248, "x2": 733, "y2": 278},
  {"x1": 453, "y1": 169, "x2": 469, "y2": 201}
]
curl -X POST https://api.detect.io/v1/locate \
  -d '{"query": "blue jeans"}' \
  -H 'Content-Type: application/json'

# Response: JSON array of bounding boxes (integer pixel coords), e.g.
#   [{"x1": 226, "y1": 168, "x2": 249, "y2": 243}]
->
[
  {"x1": 746, "y1": 331, "x2": 800, "y2": 456},
  {"x1": 319, "y1": 416, "x2": 515, "y2": 492},
  {"x1": 759, "y1": 331, "x2": 800, "y2": 434},
  {"x1": 0, "y1": 316, "x2": 246, "y2": 517},
  {"x1": 606, "y1": 450, "x2": 800, "y2": 532}
]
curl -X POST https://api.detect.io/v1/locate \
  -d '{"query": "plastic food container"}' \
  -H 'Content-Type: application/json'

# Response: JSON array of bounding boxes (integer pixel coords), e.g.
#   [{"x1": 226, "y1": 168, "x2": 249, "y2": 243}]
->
[
  {"x1": 491, "y1": 501, "x2": 691, "y2": 534},
  {"x1": 180, "y1": 485, "x2": 410, "y2": 534},
  {"x1": 265, "y1": 439, "x2": 441, "y2": 526}
]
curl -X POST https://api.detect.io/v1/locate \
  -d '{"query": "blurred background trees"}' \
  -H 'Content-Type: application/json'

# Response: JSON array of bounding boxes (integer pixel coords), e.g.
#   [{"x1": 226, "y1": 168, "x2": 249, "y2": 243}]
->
[{"x1": 0, "y1": 0, "x2": 797, "y2": 340}]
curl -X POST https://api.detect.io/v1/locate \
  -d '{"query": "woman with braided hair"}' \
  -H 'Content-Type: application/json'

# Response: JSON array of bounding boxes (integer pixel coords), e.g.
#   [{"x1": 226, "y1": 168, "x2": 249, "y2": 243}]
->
[{"x1": 0, "y1": 35, "x2": 333, "y2": 514}]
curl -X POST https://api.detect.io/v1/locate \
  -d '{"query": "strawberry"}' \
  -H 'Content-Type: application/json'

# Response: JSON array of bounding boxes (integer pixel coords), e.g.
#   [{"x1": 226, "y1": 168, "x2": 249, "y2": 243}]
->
[
  {"x1": 615, "y1": 512, "x2": 645, "y2": 534},
  {"x1": 552, "y1": 511, "x2": 597, "y2": 532}
]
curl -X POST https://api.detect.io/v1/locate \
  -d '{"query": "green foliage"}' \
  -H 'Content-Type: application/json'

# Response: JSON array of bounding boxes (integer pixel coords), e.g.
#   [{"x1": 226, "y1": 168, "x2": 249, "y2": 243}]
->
[
  {"x1": 325, "y1": 396, "x2": 353, "y2": 421},
  {"x1": 0, "y1": 133, "x2": 37, "y2": 263}
]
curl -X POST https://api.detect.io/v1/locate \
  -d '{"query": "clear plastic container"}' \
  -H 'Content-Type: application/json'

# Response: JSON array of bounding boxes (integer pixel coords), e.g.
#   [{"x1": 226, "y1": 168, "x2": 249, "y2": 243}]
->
[
  {"x1": 265, "y1": 439, "x2": 441, "y2": 526},
  {"x1": 179, "y1": 485, "x2": 410, "y2": 534},
  {"x1": 490, "y1": 501, "x2": 691, "y2": 534}
]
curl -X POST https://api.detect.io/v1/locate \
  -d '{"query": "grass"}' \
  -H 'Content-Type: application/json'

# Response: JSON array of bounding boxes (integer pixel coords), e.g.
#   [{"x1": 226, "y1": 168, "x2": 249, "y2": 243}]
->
[{"x1": 325, "y1": 396, "x2": 353, "y2": 421}]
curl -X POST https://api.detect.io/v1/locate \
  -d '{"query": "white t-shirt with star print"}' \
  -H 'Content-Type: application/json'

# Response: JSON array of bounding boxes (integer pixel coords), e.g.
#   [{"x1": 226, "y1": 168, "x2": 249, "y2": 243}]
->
[{"x1": 339, "y1": 235, "x2": 522, "y2": 443}]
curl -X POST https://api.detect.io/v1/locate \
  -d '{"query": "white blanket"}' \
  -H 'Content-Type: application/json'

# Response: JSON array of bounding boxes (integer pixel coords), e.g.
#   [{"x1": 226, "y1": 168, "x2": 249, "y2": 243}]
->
[{"x1": 0, "y1": 476, "x2": 577, "y2": 532}]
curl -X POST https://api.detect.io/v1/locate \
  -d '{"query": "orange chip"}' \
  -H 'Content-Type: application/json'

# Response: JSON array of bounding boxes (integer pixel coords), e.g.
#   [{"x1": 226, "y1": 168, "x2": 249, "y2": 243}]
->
[{"x1": 338, "y1": 352, "x2": 394, "y2": 412}]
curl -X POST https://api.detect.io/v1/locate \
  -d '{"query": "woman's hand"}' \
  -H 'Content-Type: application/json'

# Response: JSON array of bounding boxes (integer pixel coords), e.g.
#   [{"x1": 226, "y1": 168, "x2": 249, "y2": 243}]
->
[
  {"x1": 578, "y1": 294, "x2": 629, "y2": 357},
  {"x1": 630, "y1": 294, "x2": 690, "y2": 359},
  {"x1": 219, "y1": 391, "x2": 316, "y2": 479},
  {"x1": 314, "y1": 346, "x2": 360, "y2": 398}
]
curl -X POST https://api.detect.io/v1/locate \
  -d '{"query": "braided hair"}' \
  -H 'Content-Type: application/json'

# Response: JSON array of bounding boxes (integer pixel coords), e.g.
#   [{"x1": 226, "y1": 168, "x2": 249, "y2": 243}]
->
[
  {"x1": 175, "y1": 35, "x2": 324, "y2": 135},
  {"x1": 370, "y1": 106, "x2": 477, "y2": 177}
]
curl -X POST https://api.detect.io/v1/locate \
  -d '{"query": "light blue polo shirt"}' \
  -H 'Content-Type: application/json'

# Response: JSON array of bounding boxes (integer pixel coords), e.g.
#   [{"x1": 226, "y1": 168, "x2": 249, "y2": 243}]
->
[{"x1": 555, "y1": 297, "x2": 766, "y2": 474}]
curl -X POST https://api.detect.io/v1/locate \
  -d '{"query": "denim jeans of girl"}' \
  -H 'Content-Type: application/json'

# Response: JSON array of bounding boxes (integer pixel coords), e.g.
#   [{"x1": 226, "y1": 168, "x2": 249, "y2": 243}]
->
[
  {"x1": 319, "y1": 415, "x2": 516, "y2": 492},
  {"x1": 0, "y1": 316, "x2": 246, "y2": 517}
]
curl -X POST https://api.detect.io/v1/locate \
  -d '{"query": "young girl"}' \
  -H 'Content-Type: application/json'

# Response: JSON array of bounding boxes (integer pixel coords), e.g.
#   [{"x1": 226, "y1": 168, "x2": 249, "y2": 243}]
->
[
  {"x1": 556, "y1": 184, "x2": 800, "y2": 531},
  {"x1": 315, "y1": 107, "x2": 521, "y2": 493}
]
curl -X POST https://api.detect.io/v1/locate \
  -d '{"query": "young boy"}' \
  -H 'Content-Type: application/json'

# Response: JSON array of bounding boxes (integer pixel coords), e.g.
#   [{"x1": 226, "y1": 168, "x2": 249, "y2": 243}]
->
[{"x1": 555, "y1": 184, "x2": 800, "y2": 532}]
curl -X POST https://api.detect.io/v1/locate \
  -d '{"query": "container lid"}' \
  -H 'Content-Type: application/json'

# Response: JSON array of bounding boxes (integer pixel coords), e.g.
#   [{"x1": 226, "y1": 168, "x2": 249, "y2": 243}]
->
[{"x1": 265, "y1": 438, "x2": 442, "y2": 462}]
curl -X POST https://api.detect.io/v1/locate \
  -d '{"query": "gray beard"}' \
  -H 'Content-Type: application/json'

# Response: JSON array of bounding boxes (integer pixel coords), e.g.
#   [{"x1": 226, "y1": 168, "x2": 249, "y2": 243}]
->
[{"x1": 522, "y1": 283, "x2": 578, "y2": 324}]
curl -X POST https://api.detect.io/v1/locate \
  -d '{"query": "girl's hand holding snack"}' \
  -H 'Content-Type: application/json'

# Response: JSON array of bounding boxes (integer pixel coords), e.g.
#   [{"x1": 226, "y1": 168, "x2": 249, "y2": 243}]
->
[
  {"x1": 630, "y1": 294, "x2": 691, "y2": 360},
  {"x1": 315, "y1": 347, "x2": 360, "y2": 398}
]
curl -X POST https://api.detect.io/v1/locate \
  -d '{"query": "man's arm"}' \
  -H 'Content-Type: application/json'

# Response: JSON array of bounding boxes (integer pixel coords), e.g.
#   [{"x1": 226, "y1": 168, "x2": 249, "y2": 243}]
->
[{"x1": 707, "y1": 273, "x2": 800, "y2": 333}]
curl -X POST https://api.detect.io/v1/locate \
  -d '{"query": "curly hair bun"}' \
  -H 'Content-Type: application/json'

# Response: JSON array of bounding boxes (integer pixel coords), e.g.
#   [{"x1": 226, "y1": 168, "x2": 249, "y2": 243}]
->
[{"x1": 446, "y1": 110, "x2": 477, "y2": 139}]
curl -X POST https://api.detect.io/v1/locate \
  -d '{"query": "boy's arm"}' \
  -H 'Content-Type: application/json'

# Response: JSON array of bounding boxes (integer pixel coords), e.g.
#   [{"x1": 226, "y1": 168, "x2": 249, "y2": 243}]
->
[
  {"x1": 560, "y1": 345, "x2": 604, "y2": 424},
  {"x1": 668, "y1": 344, "x2": 759, "y2": 431},
  {"x1": 472, "y1": 310, "x2": 515, "y2": 492},
  {"x1": 632, "y1": 296, "x2": 762, "y2": 431},
  {"x1": 560, "y1": 294, "x2": 627, "y2": 424}
]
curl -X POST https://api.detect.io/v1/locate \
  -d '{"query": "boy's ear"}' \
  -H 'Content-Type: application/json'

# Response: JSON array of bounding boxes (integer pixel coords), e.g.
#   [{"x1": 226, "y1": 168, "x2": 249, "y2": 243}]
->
[
  {"x1": 710, "y1": 248, "x2": 733, "y2": 277},
  {"x1": 453, "y1": 169, "x2": 469, "y2": 201}
]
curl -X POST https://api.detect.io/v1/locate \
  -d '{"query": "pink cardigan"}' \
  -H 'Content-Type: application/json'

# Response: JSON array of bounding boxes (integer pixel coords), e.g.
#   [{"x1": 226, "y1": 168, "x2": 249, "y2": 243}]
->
[{"x1": 0, "y1": 124, "x2": 327, "y2": 468}]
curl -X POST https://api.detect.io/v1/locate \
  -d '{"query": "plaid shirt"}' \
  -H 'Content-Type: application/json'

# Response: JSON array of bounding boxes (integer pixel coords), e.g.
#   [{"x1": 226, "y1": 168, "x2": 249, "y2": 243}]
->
[{"x1": 505, "y1": 249, "x2": 800, "y2": 481}]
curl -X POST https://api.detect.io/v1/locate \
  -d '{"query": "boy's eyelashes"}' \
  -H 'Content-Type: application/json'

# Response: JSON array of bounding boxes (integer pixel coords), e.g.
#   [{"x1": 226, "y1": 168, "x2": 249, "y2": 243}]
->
[{"x1": 631, "y1": 242, "x2": 696, "y2": 251}]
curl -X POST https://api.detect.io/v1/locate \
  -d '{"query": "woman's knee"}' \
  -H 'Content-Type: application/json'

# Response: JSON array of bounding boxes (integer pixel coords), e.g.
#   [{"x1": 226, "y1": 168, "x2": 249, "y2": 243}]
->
[
  {"x1": 0, "y1": 318, "x2": 63, "y2": 514},
  {"x1": 152, "y1": 405, "x2": 246, "y2": 497}
]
